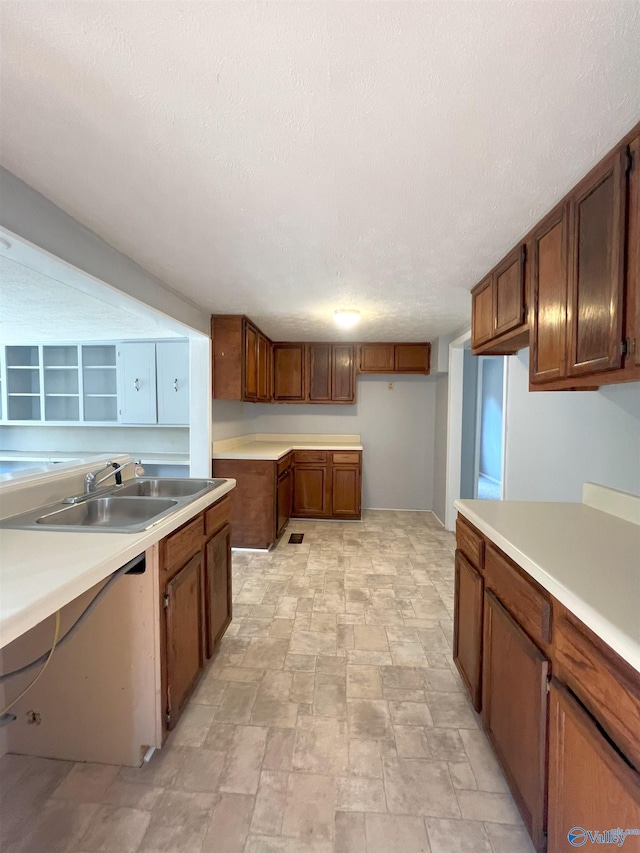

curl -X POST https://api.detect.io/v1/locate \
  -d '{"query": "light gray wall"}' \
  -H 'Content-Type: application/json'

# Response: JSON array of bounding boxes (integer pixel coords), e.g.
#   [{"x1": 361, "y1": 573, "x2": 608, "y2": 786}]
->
[
  {"x1": 211, "y1": 400, "x2": 256, "y2": 441},
  {"x1": 504, "y1": 349, "x2": 640, "y2": 501},
  {"x1": 432, "y1": 373, "x2": 449, "y2": 525},
  {"x1": 0, "y1": 168, "x2": 210, "y2": 335},
  {"x1": 235, "y1": 375, "x2": 436, "y2": 511}
]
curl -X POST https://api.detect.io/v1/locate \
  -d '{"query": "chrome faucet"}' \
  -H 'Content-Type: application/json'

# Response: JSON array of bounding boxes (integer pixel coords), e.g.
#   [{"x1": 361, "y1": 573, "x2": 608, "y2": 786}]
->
[{"x1": 84, "y1": 459, "x2": 143, "y2": 494}]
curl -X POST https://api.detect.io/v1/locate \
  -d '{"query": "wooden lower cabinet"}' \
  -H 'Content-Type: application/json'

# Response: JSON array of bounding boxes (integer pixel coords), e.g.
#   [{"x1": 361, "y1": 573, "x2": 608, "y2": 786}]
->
[
  {"x1": 292, "y1": 464, "x2": 329, "y2": 517},
  {"x1": 164, "y1": 551, "x2": 205, "y2": 728},
  {"x1": 205, "y1": 523, "x2": 232, "y2": 658},
  {"x1": 482, "y1": 591, "x2": 548, "y2": 853},
  {"x1": 453, "y1": 551, "x2": 483, "y2": 712},
  {"x1": 331, "y1": 464, "x2": 361, "y2": 518},
  {"x1": 276, "y1": 466, "x2": 293, "y2": 537},
  {"x1": 213, "y1": 458, "x2": 276, "y2": 549},
  {"x1": 548, "y1": 681, "x2": 640, "y2": 852}
]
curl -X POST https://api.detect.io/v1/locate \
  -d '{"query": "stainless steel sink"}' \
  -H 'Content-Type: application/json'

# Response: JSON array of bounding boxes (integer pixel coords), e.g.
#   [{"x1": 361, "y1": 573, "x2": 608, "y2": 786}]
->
[
  {"x1": 35, "y1": 497, "x2": 178, "y2": 530},
  {"x1": 114, "y1": 478, "x2": 225, "y2": 499},
  {"x1": 0, "y1": 476, "x2": 230, "y2": 533}
]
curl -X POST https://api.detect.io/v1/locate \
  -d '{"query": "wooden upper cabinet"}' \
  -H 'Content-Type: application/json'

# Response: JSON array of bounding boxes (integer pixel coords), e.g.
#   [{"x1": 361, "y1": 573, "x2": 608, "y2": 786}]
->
[
  {"x1": 494, "y1": 247, "x2": 526, "y2": 337},
  {"x1": 471, "y1": 247, "x2": 528, "y2": 355},
  {"x1": 212, "y1": 315, "x2": 271, "y2": 402},
  {"x1": 359, "y1": 343, "x2": 395, "y2": 372},
  {"x1": 331, "y1": 345, "x2": 355, "y2": 401},
  {"x1": 273, "y1": 344, "x2": 305, "y2": 401},
  {"x1": 308, "y1": 343, "x2": 332, "y2": 401},
  {"x1": 530, "y1": 204, "x2": 569, "y2": 384},
  {"x1": 472, "y1": 277, "x2": 494, "y2": 348},
  {"x1": 567, "y1": 150, "x2": 627, "y2": 377},
  {"x1": 257, "y1": 333, "x2": 271, "y2": 401},
  {"x1": 394, "y1": 343, "x2": 430, "y2": 373},
  {"x1": 244, "y1": 320, "x2": 258, "y2": 400},
  {"x1": 358, "y1": 343, "x2": 430, "y2": 374},
  {"x1": 631, "y1": 135, "x2": 640, "y2": 369}
]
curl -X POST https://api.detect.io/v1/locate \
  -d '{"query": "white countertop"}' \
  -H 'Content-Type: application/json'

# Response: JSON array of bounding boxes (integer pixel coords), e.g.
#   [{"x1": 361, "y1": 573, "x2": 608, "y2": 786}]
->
[
  {"x1": 212, "y1": 433, "x2": 363, "y2": 461},
  {"x1": 454, "y1": 493, "x2": 640, "y2": 673},
  {"x1": 0, "y1": 479, "x2": 235, "y2": 650},
  {"x1": 0, "y1": 450, "x2": 189, "y2": 465}
]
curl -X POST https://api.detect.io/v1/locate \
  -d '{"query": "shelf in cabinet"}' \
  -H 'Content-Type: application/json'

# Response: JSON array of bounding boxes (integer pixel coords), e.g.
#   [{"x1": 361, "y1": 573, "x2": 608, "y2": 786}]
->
[{"x1": 8, "y1": 392, "x2": 40, "y2": 397}]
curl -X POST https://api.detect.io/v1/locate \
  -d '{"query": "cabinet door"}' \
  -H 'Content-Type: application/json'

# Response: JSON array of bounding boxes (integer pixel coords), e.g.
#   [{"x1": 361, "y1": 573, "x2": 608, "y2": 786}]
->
[
  {"x1": 273, "y1": 344, "x2": 305, "y2": 400},
  {"x1": 277, "y1": 468, "x2": 293, "y2": 536},
  {"x1": 257, "y1": 334, "x2": 270, "y2": 401},
  {"x1": 331, "y1": 464, "x2": 361, "y2": 518},
  {"x1": 567, "y1": 151, "x2": 627, "y2": 376},
  {"x1": 358, "y1": 344, "x2": 395, "y2": 373},
  {"x1": 494, "y1": 247, "x2": 526, "y2": 337},
  {"x1": 308, "y1": 343, "x2": 332, "y2": 401},
  {"x1": 483, "y1": 591, "x2": 549, "y2": 852},
  {"x1": 205, "y1": 524, "x2": 232, "y2": 657},
  {"x1": 394, "y1": 344, "x2": 430, "y2": 373},
  {"x1": 472, "y1": 277, "x2": 494, "y2": 348},
  {"x1": 118, "y1": 342, "x2": 157, "y2": 424},
  {"x1": 332, "y1": 344, "x2": 355, "y2": 400},
  {"x1": 244, "y1": 321, "x2": 258, "y2": 400},
  {"x1": 164, "y1": 551, "x2": 205, "y2": 728},
  {"x1": 548, "y1": 681, "x2": 640, "y2": 852},
  {"x1": 530, "y1": 204, "x2": 569, "y2": 384},
  {"x1": 631, "y1": 136, "x2": 640, "y2": 368},
  {"x1": 156, "y1": 341, "x2": 189, "y2": 425},
  {"x1": 453, "y1": 551, "x2": 483, "y2": 712},
  {"x1": 292, "y1": 464, "x2": 328, "y2": 517}
]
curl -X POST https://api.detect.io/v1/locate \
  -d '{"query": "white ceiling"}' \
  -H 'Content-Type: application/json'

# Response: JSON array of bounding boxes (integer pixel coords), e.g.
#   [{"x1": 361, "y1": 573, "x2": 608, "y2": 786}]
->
[{"x1": 1, "y1": 1, "x2": 639, "y2": 343}]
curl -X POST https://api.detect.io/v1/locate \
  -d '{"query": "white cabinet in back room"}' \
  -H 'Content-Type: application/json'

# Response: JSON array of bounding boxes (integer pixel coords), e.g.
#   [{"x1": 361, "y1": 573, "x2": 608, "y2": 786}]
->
[
  {"x1": 156, "y1": 341, "x2": 189, "y2": 425},
  {"x1": 118, "y1": 341, "x2": 189, "y2": 425}
]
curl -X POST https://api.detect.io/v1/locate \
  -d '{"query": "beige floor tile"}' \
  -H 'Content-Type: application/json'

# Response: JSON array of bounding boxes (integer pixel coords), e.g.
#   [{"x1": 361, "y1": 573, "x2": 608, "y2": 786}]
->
[
  {"x1": 284, "y1": 653, "x2": 316, "y2": 672},
  {"x1": 250, "y1": 770, "x2": 288, "y2": 835},
  {"x1": 347, "y1": 649, "x2": 393, "y2": 666},
  {"x1": 390, "y1": 642, "x2": 429, "y2": 667},
  {"x1": 281, "y1": 773, "x2": 336, "y2": 842},
  {"x1": 11, "y1": 799, "x2": 99, "y2": 853},
  {"x1": 353, "y1": 625, "x2": 389, "y2": 651},
  {"x1": 388, "y1": 700, "x2": 434, "y2": 727},
  {"x1": 99, "y1": 780, "x2": 165, "y2": 810},
  {"x1": 290, "y1": 670, "x2": 315, "y2": 703},
  {"x1": 483, "y1": 822, "x2": 536, "y2": 852},
  {"x1": 217, "y1": 666, "x2": 265, "y2": 683},
  {"x1": 335, "y1": 811, "x2": 367, "y2": 853},
  {"x1": 455, "y1": 790, "x2": 523, "y2": 824},
  {"x1": 289, "y1": 630, "x2": 337, "y2": 656},
  {"x1": 173, "y1": 747, "x2": 226, "y2": 793},
  {"x1": 245, "y1": 835, "x2": 333, "y2": 853},
  {"x1": 425, "y1": 729, "x2": 467, "y2": 762},
  {"x1": 250, "y1": 698, "x2": 299, "y2": 729},
  {"x1": 364, "y1": 812, "x2": 431, "y2": 853},
  {"x1": 459, "y1": 729, "x2": 510, "y2": 794},
  {"x1": 383, "y1": 756, "x2": 461, "y2": 818},
  {"x1": 242, "y1": 638, "x2": 290, "y2": 670},
  {"x1": 263, "y1": 728, "x2": 296, "y2": 772},
  {"x1": 348, "y1": 698, "x2": 393, "y2": 740},
  {"x1": 77, "y1": 804, "x2": 152, "y2": 852},
  {"x1": 293, "y1": 716, "x2": 349, "y2": 774},
  {"x1": 394, "y1": 725, "x2": 430, "y2": 758},
  {"x1": 336, "y1": 775, "x2": 386, "y2": 812},
  {"x1": 201, "y1": 792, "x2": 254, "y2": 853},
  {"x1": 347, "y1": 665, "x2": 383, "y2": 698},
  {"x1": 316, "y1": 655, "x2": 346, "y2": 676},
  {"x1": 214, "y1": 682, "x2": 258, "y2": 724},
  {"x1": 118, "y1": 747, "x2": 186, "y2": 789},
  {"x1": 139, "y1": 790, "x2": 216, "y2": 852},
  {"x1": 348, "y1": 738, "x2": 383, "y2": 778},
  {"x1": 51, "y1": 762, "x2": 119, "y2": 803},
  {"x1": 425, "y1": 692, "x2": 478, "y2": 729},
  {"x1": 219, "y1": 725, "x2": 268, "y2": 794},
  {"x1": 170, "y1": 704, "x2": 217, "y2": 747},
  {"x1": 426, "y1": 817, "x2": 492, "y2": 852},
  {"x1": 313, "y1": 673, "x2": 347, "y2": 718},
  {"x1": 448, "y1": 761, "x2": 478, "y2": 790},
  {"x1": 204, "y1": 722, "x2": 236, "y2": 752}
]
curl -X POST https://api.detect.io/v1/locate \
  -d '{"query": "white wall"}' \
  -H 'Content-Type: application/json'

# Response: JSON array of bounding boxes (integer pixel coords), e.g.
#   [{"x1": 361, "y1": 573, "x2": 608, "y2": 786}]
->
[
  {"x1": 504, "y1": 349, "x2": 640, "y2": 501},
  {"x1": 227, "y1": 375, "x2": 436, "y2": 511},
  {"x1": 432, "y1": 373, "x2": 449, "y2": 525},
  {"x1": 211, "y1": 400, "x2": 257, "y2": 441},
  {"x1": 0, "y1": 425, "x2": 189, "y2": 455},
  {"x1": 460, "y1": 348, "x2": 478, "y2": 499}
]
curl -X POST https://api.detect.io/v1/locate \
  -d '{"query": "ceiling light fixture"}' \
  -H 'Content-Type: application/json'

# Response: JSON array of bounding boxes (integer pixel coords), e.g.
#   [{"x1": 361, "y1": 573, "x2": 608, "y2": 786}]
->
[{"x1": 334, "y1": 309, "x2": 360, "y2": 329}]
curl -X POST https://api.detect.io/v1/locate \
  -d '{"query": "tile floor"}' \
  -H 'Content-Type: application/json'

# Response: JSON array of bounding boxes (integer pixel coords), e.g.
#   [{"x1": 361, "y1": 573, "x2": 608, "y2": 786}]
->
[{"x1": 0, "y1": 510, "x2": 535, "y2": 853}]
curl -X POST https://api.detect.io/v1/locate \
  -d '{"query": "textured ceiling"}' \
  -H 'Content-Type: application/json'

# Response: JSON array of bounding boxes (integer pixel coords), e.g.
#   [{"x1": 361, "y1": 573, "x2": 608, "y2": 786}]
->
[{"x1": 1, "y1": 2, "x2": 639, "y2": 342}]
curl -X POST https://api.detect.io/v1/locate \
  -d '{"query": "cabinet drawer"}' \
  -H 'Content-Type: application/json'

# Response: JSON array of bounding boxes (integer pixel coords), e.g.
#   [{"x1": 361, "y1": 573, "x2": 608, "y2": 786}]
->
[
  {"x1": 456, "y1": 516, "x2": 484, "y2": 571},
  {"x1": 205, "y1": 495, "x2": 231, "y2": 537},
  {"x1": 162, "y1": 514, "x2": 204, "y2": 573},
  {"x1": 485, "y1": 543, "x2": 551, "y2": 647},
  {"x1": 294, "y1": 451, "x2": 327, "y2": 464},
  {"x1": 332, "y1": 451, "x2": 360, "y2": 465},
  {"x1": 277, "y1": 454, "x2": 292, "y2": 477},
  {"x1": 555, "y1": 614, "x2": 640, "y2": 770}
]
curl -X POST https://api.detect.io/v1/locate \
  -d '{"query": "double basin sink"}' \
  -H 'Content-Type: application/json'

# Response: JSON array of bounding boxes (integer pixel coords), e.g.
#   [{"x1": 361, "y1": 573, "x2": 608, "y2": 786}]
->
[{"x1": 0, "y1": 478, "x2": 227, "y2": 533}]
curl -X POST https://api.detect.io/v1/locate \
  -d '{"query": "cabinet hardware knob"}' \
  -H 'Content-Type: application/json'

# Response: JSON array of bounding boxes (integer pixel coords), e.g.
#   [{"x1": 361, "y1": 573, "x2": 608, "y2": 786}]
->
[
  {"x1": 174, "y1": 379, "x2": 179, "y2": 392},
  {"x1": 134, "y1": 378, "x2": 140, "y2": 392}
]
